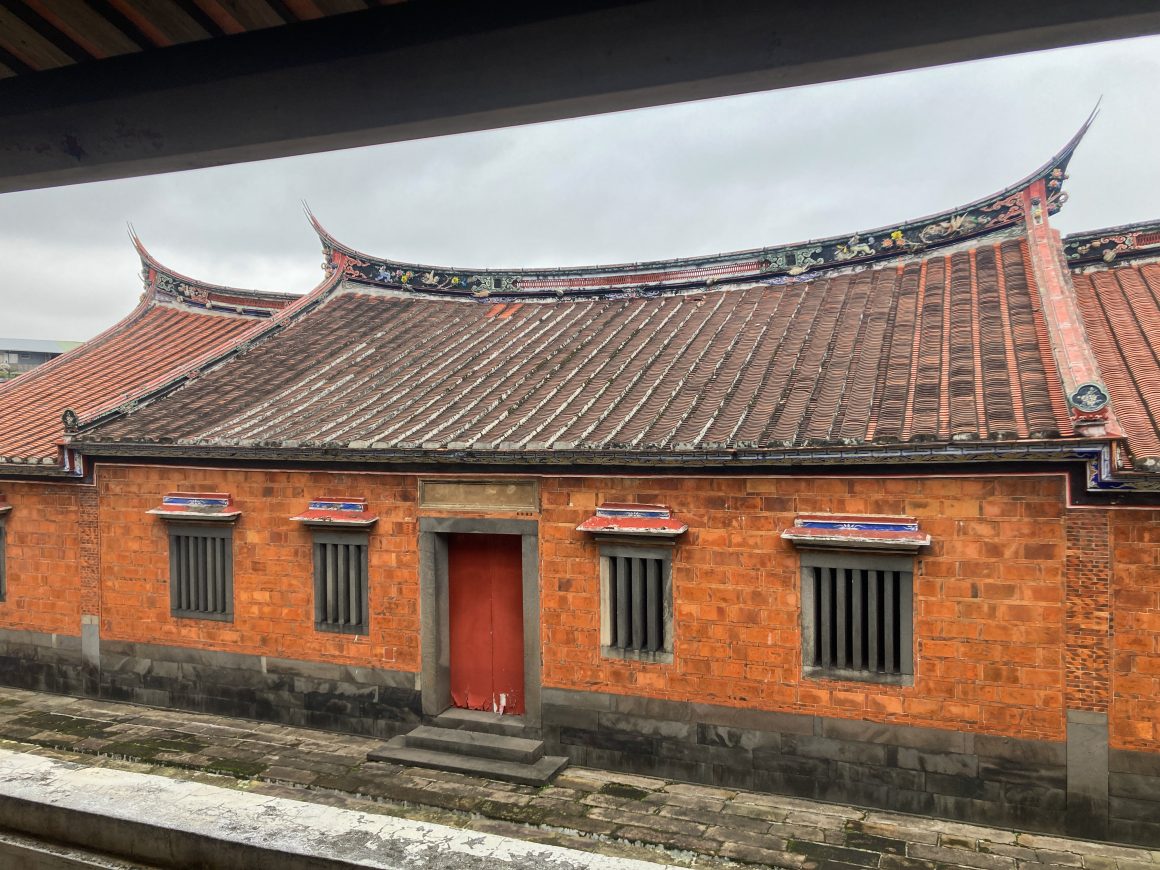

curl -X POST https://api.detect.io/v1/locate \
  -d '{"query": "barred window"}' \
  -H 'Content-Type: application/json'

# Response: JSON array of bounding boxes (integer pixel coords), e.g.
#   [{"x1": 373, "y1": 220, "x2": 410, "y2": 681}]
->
[
  {"x1": 313, "y1": 532, "x2": 369, "y2": 634},
  {"x1": 599, "y1": 545, "x2": 672, "y2": 663},
  {"x1": 169, "y1": 525, "x2": 233, "y2": 621},
  {"x1": 801, "y1": 551, "x2": 913, "y2": 683}
]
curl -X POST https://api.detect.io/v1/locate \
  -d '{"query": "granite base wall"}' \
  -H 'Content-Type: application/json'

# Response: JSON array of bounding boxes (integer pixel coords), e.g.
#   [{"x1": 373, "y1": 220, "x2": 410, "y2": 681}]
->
[
  {"x1": 543, "y1": 688, "x2": 1071, "y2": 837},
  {"x1": 1109, "y1": 749, "x2": 1160, "y2": 847},
  {"x1": 0, "y1": 629, "x2": 421, "y2": 739},
  {"x1": 0, "y1": 629, "x2": 85, "y2": 696},
  {"x1": 98, "y1": 640, "x2": 422, "y2": 738}
]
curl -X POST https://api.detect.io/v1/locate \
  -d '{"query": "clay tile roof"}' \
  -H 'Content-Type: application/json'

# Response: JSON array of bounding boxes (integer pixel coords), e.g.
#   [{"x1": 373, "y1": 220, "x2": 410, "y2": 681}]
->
[
  {"x1": 1070, "y1": 256, "x2": 1160, "y2": 469},
  {"x1": 80, "y1": 236, "x2": 1077, "y2": 459},
  {"x1": 0, "y1": 245, "x2": 293, "y2": 471}
]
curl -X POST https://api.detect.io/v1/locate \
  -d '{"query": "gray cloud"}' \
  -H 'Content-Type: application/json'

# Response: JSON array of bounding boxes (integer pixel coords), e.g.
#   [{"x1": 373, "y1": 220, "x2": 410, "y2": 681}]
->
[{"x1": 0, "y1": 33, "x2": 1157, "y2": 342}]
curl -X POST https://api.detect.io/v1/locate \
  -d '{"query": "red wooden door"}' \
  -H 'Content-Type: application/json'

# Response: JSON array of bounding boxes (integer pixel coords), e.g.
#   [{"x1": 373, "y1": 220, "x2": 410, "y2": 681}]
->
[{"x1": 448, "y1": 534, "x2": 525, "y2": 715}]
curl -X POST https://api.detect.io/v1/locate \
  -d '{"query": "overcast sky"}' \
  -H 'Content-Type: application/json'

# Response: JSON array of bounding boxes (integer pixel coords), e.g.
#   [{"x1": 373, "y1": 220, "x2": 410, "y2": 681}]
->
[{"x1": 1, "y1": 33, "x2": 1158, "y2": 342}]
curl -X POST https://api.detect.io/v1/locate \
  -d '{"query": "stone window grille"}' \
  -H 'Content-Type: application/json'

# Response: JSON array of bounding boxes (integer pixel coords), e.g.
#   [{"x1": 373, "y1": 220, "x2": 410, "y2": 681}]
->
[
  {"x1": 148, "y1": 493, "x2": 241, "y2": 622},
  {"x1": 577, "y1": 503, "x2": 685, "y2": 665},
  {"x1": 800, "y1": 550, "x2": 914, "y2": 683},
  {"x1": 599, "y1": 544, "x2": 673, "y2": 663},
  {"x1": 313, "y1": 531, "x2": 369, "y2": 634},
  {"x1": 169, "y1": 525, "x2": 234, "y2": 621}
]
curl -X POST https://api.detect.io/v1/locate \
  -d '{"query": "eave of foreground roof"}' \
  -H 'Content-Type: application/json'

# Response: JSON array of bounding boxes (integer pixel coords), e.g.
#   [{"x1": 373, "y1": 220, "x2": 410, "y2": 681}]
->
[
  {"x1": 309, "y1": 114, "x2": 1093, "y2": 301},
  {"x1": 0, "y1": 238, "x2": 300, "y2": 472},
  {"x1": 69, "y1": 436, "x2": 1116, "y2": 469},
  {"x1": 66, "y1": 113, "x2": 1147, "y2": 500}
]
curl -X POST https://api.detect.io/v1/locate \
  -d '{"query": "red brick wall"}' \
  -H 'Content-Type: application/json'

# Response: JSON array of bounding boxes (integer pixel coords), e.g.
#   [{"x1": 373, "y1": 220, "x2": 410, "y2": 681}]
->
[
  {"x1": 0, "y1": 481, "x2": 84, "y2": 634},
  {"x1": 1110, "y1": 508, "x2": 1160, "y2": 751},
  {"x1": 1064, "y1": 509, "x2": 1111, "y2": 712},
  {"x1": 92, "y1": 465, "x2": 1126, "y2": 744},
  {"x1": 540, "y1": 474, "x2": 1069, "y2": 742},
  {"x1": 97, "y1": 466, "x2": 420, "y2": 671}
]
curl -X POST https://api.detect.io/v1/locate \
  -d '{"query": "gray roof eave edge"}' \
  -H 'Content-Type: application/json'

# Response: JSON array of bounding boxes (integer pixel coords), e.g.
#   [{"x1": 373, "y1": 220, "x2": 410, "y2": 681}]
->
[
  {"x1": 68, "y1": 438, "x2": 1119, "y2": 469},
  {"x1": 0, "y1": 462, "x2": 76, "y2": 480}
]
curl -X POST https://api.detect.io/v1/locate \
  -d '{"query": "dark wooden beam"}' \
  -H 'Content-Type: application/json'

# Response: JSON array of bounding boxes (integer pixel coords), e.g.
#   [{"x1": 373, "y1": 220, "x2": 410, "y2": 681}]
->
[{"x1": 1, "y1": 0, "x2": 1159, "y2": 193}]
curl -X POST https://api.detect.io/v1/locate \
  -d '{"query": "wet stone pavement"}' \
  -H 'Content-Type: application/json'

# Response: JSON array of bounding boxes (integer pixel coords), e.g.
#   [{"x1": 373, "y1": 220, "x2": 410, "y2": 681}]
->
[{"x1": 0, "y1": 686, "x2": 1155, "y2": 870}]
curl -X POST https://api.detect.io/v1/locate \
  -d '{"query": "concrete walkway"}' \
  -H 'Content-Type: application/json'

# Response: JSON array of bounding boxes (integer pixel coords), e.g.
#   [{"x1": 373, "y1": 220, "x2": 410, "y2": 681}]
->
[
  {"x1": 0, "y1": 749, "x2": 673, "y2": 869},
  {"x1": 0, "y1": 686, "x2": 1155, "y2": 870}
]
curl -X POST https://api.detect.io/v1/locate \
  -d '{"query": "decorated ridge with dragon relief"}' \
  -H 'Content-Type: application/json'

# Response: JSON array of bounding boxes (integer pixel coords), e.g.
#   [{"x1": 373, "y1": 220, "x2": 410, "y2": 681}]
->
[
  {"x1": 310, "y1": 119, "x2": 1089, "y2": 301},
  {"x1": 1064, "y1": 217, "x2": 1160, "y2": 266}
]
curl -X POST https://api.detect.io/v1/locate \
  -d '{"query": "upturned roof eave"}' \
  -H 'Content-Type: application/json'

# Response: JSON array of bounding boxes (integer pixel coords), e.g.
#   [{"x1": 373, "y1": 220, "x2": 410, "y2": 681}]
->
[
  {"x1": 131, "y1": 230, "x2": 299, "y2": 309},
  {"x1": 307, "y1": 112, "x2": 1093, "y2": 292}
]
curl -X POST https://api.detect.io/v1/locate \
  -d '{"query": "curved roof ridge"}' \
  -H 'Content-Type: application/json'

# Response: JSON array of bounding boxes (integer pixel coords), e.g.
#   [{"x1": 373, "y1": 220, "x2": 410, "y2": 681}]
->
[
  {"x1": 72, "y1": 252, "x2": 347, "y2": 435},
  {"x1": 0, "y1": 238, "x2": 337, "y2": 471},
  {"x1": 131, "y1": 228, "x2": 298, "y2": 314},
  {"x1": 308, "y1": 115, "x2": 1093, "y2": 300}
]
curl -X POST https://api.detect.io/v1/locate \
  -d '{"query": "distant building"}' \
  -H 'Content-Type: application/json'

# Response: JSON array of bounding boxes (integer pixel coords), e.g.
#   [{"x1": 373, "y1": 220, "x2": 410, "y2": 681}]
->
[{"x1": 0, "y1": 338, "x2": 82, "y2": 379}]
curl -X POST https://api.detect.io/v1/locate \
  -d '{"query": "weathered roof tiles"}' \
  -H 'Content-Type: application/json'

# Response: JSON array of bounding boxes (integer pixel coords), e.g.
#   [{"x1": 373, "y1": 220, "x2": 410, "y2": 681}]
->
[
  {"x1": 1071, "y1": 258, "x2": 1160, "y2": 468},
  {"x1": 0, "y1": 243, "x2": 294, "y2": 471},
  {"x1": 78, "y1": 237, "x2": 1075, "y2": 458}
]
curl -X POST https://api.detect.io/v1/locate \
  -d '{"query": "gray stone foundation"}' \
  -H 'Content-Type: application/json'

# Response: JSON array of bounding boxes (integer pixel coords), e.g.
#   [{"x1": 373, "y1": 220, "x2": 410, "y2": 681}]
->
[
  {"x1": 0, "y1": 628, "x2": 421, "y2": 739},
  {"x1": 98, "y1": 640, "x2": 422, "y2": 738},
  {"x1": 0, "y1": 629, "x2": 85, "y2": 696},
  {"x1": 1110, "y1": 748, "x2": 1160, "y2": 847},
  {"x1": 543, "y1": 688, "x2": 1075, "y2": 838}
]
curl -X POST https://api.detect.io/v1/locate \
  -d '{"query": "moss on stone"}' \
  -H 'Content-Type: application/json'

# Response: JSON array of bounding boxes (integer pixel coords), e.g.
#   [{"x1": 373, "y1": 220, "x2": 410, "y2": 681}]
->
[
  {"x1": 101, "y1": 734, "x2": 207, "y2": 760},
  {"x1": 10, "y1": 712, "x2": 112, "y2": 738},
  {"x1": 204, "y1": 758, "x2": 268, "y2": 778},
  {"x1": 598, "y1": 782, "x2": 651, "y2": 801}
]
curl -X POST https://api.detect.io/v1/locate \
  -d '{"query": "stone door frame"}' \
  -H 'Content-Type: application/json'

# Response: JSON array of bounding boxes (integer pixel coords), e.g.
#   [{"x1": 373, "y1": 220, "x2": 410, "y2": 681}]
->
[{"x1": 417, "y1": 517, "x2": 541, "y2": 728}]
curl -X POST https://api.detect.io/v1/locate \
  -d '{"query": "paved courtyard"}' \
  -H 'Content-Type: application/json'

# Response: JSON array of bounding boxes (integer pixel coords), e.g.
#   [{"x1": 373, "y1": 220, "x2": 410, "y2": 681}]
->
[{"x1": 0, "y1": 686, "x2": 1154, "y2": 869}]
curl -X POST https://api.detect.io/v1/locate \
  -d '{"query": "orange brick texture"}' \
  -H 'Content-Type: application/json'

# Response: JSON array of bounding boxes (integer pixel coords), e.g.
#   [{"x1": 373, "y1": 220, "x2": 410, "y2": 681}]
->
[
  {"x1": 1064, "y1": 509, "x2": 1111, "y2": 712},
  {"x1": 97, "y1": 466, "x2": 420, "y2": 672},
  {"x1": 0, "y1": 481, "x2": 85, "y2": 635},
  {"x1": 90, "y1": 465, "x2": 1160, "y2": 749},
  {"x1": 1110, "y1": 508, "x2": 1160, "y2": 751},
  {"x1": 540, "y1": 474, "x2": 1069, "y2": 742}
]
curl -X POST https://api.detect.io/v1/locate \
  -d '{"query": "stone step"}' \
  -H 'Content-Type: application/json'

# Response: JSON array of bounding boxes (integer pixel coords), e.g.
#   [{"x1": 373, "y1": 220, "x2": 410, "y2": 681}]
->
[
  {"x1": 432, "y1": 707, "x2": 532, "y2": 738},
  {"x1": 404, "y1": 725, "x2": 544, "y2": 764},
  {"x1": 367, "y1": 738, "x2": 569, "y2": 786}
]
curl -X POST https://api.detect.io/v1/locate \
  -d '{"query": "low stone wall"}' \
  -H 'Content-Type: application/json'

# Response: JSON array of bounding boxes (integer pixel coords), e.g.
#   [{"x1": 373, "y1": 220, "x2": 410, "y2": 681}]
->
[
  {"x1": 543, "y1": 687, "x2": 1069, "y2": 837},
  {"x1": 0, "y1": 629, "x2": 85, "y2": 697},
  {"x1": 98, "y1": 640, "x2": 422, "y2": 738},
  {"x1": 1109, "y1": 749, "x2": 1160, "y2": 847}
]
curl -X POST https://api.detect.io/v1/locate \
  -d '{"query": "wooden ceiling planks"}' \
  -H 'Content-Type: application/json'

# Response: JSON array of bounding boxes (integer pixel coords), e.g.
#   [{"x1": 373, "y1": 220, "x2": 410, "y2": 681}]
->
[{"x1": 0, "y1": 0, "x2": 372, "y2": 80}]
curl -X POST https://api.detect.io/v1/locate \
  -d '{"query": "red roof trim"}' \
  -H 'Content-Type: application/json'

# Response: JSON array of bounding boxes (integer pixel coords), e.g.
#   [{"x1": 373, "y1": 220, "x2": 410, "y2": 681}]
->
[
  {"x1": 147, "y1": 491, "x2": 240, "y2": 522},
  {"x1": 290, "y1": 497, "x2": 378, "y2": 527},
  {"x1": 577, "y1": 503, "x2": 687, "y2": 537},
  {"x1": 781, "y1": 526, "x2": 930, "y2": 551}
]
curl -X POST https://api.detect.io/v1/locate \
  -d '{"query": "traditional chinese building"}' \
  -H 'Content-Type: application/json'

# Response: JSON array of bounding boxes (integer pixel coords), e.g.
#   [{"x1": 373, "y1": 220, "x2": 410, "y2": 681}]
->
[{"x1": 1, "y1": 123, "x2": 1158, "y2": 845}]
